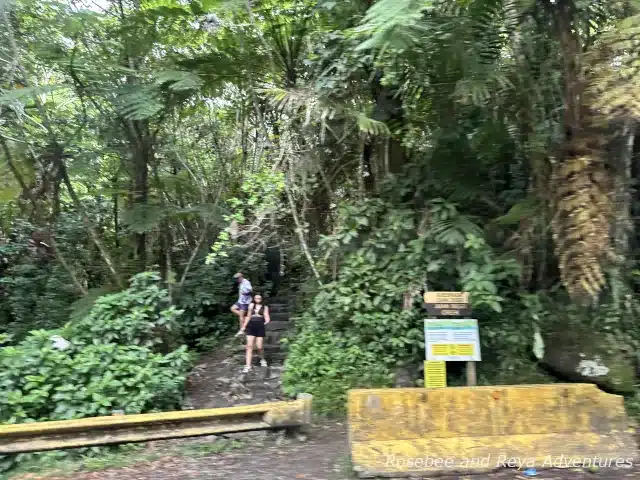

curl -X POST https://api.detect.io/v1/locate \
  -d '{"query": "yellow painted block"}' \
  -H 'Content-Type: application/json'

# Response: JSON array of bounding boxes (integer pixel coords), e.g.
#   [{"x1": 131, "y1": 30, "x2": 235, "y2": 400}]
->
[
  {"x1": 424, "y1": 361, "x2": 446, "y2": 388},
  {"x1": 347, "y1": 384, "x2": 638, "y2": 477}
]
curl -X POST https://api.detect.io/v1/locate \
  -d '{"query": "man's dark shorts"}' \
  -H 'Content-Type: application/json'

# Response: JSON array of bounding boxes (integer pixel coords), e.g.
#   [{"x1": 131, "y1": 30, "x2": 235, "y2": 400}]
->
[{"x1": 233, "y1": 302, "x2": 249, "y2": 312}]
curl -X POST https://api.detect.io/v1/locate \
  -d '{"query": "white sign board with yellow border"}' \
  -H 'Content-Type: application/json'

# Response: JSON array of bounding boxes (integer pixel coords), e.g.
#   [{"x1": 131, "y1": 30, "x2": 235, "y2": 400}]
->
[{"x1": 424, "y1": 318, "x2": 481, "y2": 362}]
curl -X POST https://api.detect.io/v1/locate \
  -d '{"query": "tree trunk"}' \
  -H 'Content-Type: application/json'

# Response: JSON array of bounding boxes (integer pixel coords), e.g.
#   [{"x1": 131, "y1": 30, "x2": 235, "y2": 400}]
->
[
  {"x1": 371, "y1": 70, "x2": 406, "y2": 176},
  {"x1": 132, "y1": 121, "x2": 151, "y2": 271},
  {"x1": 613, "y1": 120, "x2": 635, "y2": 261},
  {"x1": 548, "y1": 0, "x2": 611, "y2": 302}
]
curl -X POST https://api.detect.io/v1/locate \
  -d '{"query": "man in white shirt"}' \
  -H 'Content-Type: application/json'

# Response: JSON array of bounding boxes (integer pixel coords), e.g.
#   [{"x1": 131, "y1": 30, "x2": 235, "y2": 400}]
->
[{"x1": 231, "y1": 272, "x2": 252, "y2": 331}]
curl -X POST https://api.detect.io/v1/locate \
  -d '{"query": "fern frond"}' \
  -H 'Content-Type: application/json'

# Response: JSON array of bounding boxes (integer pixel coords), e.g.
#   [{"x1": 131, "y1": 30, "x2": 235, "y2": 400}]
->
[
  {"x1": 428, "y1": 210, "x2": 484, "y2": 246},
  {"x1": 355, "y1": 113, "x2": 390, "y2": 136},
  {"x1": 551, "y1": 154, "x2": 612, "y2": 302},
  {"x1": 587, "y1": 14, "x2": 640, "y2": 119},
  {"x1": 355, "y1": 0, "x2": 433, "y2": 52},
  {"x1": 121, "y1": 203, "x2": 167, "y2": 233},
  {"x1": 263, "y1": 87, "x2": 390, "y2": 139},
  {"x1": 113, "y1": 84, "x2": 164, "y2": 120},
  {"x1": 153, "y1": 70, "x2": 204, "y2": 91},
  {"x1": 494, "y1": 197, "x2": 542, "y2": 226},
  {"x1": 0, "y1": 85, "x2": 67, "y2": 105}
]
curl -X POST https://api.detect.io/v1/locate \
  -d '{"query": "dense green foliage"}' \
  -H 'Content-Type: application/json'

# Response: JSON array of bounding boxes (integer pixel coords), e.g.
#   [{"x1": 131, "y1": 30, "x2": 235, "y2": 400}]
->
[
  {"x1": 1, "y1": 0, "x2": 640, "y2": 454},
  {"x1": 0, "y1": 273, "x2": 193, "y2": 473},
  {"x1": 0, "y1": 273, "x2": 192, "y2": 426},
  {"x1": 283, "y1": 195, "x2": 522, "y2": 408}
]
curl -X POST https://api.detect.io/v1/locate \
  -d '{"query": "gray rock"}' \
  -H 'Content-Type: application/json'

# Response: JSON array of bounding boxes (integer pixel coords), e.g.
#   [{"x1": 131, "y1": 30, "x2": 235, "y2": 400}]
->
[
  {"x1": 393, "y1": 365, "x2": 416, "y2": 388},
  {"x1": 540, "y1": 322, "x2": 636, "y2": 393}
]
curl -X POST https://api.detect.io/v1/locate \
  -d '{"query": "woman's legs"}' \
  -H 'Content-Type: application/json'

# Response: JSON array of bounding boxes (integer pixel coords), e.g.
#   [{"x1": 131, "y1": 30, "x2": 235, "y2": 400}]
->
[
  {"x1": 255, "y1": 337, "x2": 266, "y2": 366},
  {"x1": 245, "y1": 335, "x2": 255, "y2": 369}
]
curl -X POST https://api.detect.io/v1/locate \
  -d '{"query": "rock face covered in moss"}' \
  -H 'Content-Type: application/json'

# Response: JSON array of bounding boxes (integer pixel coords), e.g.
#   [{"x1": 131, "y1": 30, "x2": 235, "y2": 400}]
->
[{"x1": 540, "y1": 323, "x2": 636, "y2": 394}]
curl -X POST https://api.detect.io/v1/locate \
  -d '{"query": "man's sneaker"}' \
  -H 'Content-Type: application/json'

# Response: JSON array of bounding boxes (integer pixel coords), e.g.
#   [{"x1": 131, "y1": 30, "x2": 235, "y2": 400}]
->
[
  {"x1": 260, "y1": 358, "x2": 268, "y2": 367},
  {"x1": 242, "y1": 366, "x2": 251, "y2": 374}
]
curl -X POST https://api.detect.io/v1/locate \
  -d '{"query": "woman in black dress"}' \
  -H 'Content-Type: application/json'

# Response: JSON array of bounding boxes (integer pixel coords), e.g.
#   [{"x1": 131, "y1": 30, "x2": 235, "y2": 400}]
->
[{"x1": 239, "y1": 293, "x2": 270, "y2": 373}]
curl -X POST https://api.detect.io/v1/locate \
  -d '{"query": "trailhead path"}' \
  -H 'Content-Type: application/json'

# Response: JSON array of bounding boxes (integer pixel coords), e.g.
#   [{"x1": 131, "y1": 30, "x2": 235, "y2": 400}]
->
[{"x1": 11, "y1": 344, "x2": 640, "y2": 480}]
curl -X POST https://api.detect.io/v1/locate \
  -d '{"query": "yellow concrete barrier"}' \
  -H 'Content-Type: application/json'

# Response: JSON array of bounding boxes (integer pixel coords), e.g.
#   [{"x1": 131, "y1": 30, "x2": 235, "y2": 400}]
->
[
  {"x1": 0, "y1": 394, "x2": 312, "y2": 454},
  {"x1": 348, "y1": 384, "x2": 637, "y2": 477}
]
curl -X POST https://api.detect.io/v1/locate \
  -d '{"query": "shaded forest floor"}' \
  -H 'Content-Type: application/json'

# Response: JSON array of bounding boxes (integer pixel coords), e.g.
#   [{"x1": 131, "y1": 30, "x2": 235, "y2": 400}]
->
[{"x1": 10, "y1": 342, "x2": 640, "y2": 480}]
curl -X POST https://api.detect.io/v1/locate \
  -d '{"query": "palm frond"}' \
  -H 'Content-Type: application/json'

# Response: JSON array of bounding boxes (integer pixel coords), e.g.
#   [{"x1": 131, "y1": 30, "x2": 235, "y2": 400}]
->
[{"x1": 263, "y1": 86, "x2": 392, "y2": 141}]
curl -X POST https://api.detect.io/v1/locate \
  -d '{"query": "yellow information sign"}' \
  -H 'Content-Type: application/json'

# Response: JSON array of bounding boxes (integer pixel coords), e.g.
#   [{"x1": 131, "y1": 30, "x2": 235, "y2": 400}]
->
[
  {"x1": 430, "y1": 344, "x2": 475, "y2": 357},
  {"x1": 424, "y1": 361, "x2": 447, "y2": 388}
]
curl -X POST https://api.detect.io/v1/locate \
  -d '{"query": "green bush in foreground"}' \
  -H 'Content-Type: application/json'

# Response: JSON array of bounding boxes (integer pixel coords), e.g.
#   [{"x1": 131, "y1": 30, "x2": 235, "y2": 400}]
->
[
  {"x1": 0, "y1": 334, "x2": 191, "y2": 423},
  {"x1": 282, "y1": 327, "x2": 393, "y2": 413},
  {"x1": 0, "y1": 273, "x2": 193, "y2": 473}
]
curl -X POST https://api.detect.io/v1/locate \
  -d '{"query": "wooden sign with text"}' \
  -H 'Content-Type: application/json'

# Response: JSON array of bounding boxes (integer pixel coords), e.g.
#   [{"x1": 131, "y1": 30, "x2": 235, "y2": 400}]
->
[{"x1": 423, "y1": 291, "x2": 471, "y2": 316}]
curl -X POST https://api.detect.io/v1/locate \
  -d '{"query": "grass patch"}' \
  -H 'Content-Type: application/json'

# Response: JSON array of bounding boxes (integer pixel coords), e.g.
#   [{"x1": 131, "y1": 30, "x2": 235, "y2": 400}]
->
[{"x1": 4, "y1": 438, "x2": 246, "y2": 479}]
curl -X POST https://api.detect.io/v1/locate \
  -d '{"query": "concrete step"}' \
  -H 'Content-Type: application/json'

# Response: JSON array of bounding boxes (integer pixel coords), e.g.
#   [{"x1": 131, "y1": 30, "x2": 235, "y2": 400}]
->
[
  {"x1": 241, "y1": 331, "x2": 288, "y2": 345},
  {"x1": 236, "y1": 344, "x2": 284, "y2": 354},
  {"x1": 267, "y1": 304, "x2": 293, "y2": 313},
  {"x1": 265, "y1": 331, "x2": 290, "y2": 345},
  {"x1": 265, "y1": 320, "x2": 291, "y2": 331},
  {"x1": 267, "y1": 313, "x2": 291, "y2": 323},
  {"x1": 266, "y1": 296, "x2": 294, "y2": 305}
]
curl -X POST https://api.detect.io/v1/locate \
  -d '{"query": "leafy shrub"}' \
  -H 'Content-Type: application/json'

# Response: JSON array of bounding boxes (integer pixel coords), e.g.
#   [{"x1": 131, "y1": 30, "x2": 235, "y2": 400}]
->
[
  {"x1": 0, "y1": 332, "x2": 191, "y2": 423},
  {"x1": 283, "y1": 198, "x2": 520, "y2": 412},
  {"x1": 0, "y1": 272, "x2": 193, "y2": 425},
  {"x1": 282, "y1": 326, "x2": 392, "y2": 413},
  {"x1": 69, "y1": 272, "x2": 183, "y2": 350},
  {"x1": 0, "y1": 272, "x2": 193, "y2": 474}
]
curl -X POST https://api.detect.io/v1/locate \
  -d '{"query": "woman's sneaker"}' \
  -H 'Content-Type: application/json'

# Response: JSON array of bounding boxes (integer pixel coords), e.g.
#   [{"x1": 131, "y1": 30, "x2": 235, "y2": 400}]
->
[
  {"x1": 260, "y1": 358, "x2": 268, "y2": 367},
  {"x1": 242, "y1": 366, "x2": 251, "y2": 374}
]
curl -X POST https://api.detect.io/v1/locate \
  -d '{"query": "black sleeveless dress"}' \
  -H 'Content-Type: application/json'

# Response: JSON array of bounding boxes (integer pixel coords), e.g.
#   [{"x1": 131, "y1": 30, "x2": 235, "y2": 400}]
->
[{"x1": 246, "y1": 304, "x2": 266, "y2": 338}]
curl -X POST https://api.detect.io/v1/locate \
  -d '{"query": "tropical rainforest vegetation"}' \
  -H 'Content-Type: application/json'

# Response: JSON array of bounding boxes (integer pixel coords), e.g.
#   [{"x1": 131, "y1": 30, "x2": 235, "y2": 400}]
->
[{"x1": 2, "y1": 0, "x2": 640, "y2": 470}]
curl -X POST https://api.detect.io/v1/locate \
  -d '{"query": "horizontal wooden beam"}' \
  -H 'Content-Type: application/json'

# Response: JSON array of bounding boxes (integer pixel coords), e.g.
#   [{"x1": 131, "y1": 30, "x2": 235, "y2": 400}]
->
[{"x1": 0, "y1": 394, "x2": 312, "y2": 454}]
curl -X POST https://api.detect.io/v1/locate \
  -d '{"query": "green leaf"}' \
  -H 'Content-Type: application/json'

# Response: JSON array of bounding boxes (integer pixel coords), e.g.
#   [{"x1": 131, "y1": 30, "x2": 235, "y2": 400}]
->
[
  {"x1": 494, "y1": 197, "x2": 541, "y2": 225},
  {"x1": 356, "y1": 114, "x2": 390, "y2": 136},
  {"x1": 120, "y1": 204, "x2": 168, "y2": 233},
  {"x1": 0, "y1": 85, "x2": 68, "y2": 105}
]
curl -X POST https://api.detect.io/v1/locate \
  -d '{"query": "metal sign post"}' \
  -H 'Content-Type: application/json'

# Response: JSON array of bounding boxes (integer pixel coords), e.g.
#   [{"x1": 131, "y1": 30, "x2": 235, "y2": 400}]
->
[{"x1": 423, "y1": 292, "x2": 480, "y2": 387}]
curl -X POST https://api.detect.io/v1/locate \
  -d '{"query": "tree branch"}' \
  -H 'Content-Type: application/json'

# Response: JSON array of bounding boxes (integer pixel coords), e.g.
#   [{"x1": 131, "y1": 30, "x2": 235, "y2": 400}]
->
[
  {"x1": 284, "y1": 172, "x2": 322, "y2": 285},
  {"x1": 58, "y1": 157, "x2": 123, "y2": 288}
]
